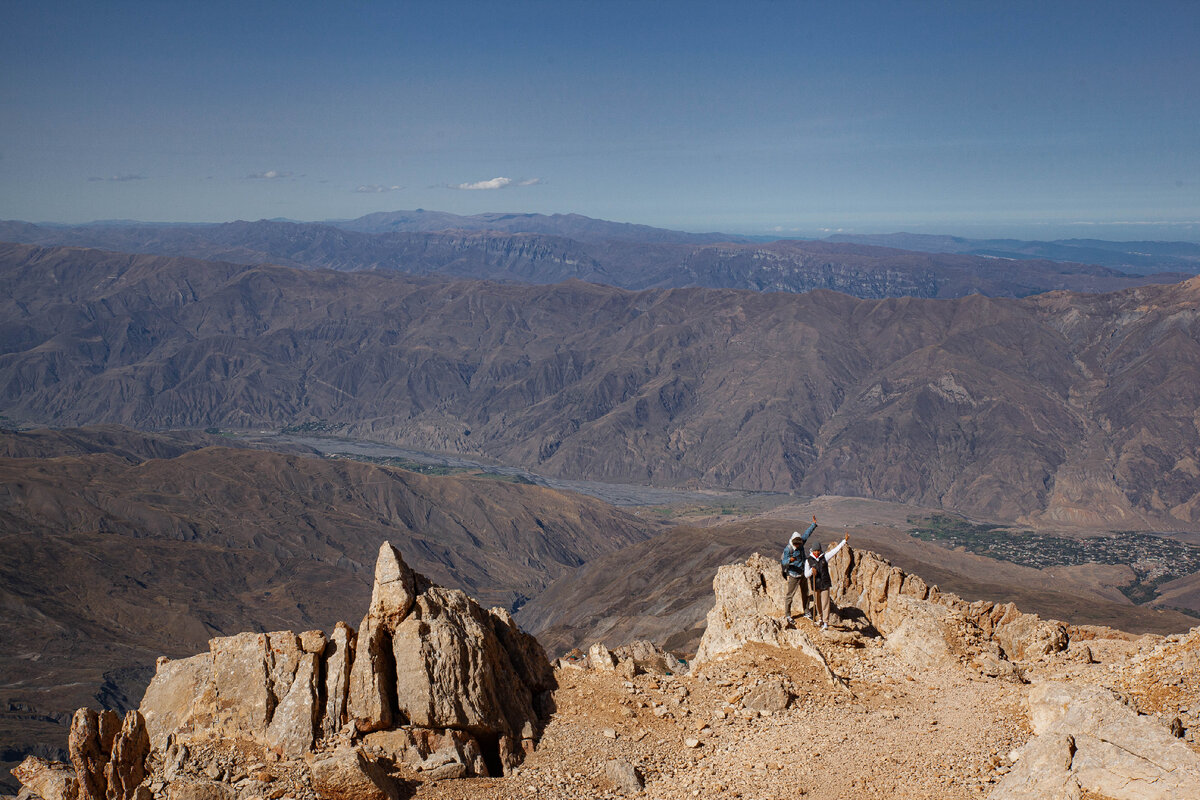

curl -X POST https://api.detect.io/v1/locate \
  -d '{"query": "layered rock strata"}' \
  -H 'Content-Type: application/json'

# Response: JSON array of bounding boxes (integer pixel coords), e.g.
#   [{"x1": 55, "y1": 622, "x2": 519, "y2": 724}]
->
[{"x1": 13, "y1": 542, "x2": 555, "y2": 800}]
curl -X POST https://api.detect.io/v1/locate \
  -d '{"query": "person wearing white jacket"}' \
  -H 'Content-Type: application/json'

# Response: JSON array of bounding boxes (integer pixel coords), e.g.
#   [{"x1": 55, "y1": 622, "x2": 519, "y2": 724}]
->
[{"x1": 804, "y1": 534, "x2": 849, "y2": 630}]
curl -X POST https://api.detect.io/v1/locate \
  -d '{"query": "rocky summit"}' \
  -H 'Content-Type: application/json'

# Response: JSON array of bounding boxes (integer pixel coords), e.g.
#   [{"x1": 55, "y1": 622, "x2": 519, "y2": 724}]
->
[
  {"x1": 11, "y1": 539, "x2": 1200, "y2": 800},
  {"x1": 11, "y1": 542, "x2": 555, "y2": 800}
]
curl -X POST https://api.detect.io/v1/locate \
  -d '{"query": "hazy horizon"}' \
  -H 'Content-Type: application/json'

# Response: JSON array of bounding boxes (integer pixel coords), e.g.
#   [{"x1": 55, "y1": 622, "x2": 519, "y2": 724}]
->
[{"x1": 8, "y1": 208, "x2": 1200, "y2": 245}]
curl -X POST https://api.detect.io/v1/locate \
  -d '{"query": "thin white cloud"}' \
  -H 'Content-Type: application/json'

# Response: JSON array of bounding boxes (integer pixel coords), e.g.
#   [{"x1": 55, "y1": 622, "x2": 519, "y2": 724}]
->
[
  {"x1": 456, "y1": 177, "x2": 513, "y2": 190},
  {"x1": 247, "y1": 170, "x2": 293, "y2": 179},
  {"x1": 450, "y1": 176, "x2": 542, "y2": 190},
  {"x1": 88, "y1": 174, "x2": 148, "y2": 182},
  {"x1": 354, "y1": 184, "x2": 403, "y2": 193}
]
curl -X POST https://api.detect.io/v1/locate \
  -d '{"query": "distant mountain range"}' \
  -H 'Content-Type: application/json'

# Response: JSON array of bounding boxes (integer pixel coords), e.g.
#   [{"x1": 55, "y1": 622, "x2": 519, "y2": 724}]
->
[
  {"x1": 827, "y1": 232, "x2": 1200, "y2": 275},
  {"x1": 4, "y1": 241, "x2": 1198, "y2": 529},
  {"x1": 331, "y1": 208, "x2": 749, "y2": 244},
  {"x1": 1, "y1": 212, "x2": 1190, "y2": 299}
]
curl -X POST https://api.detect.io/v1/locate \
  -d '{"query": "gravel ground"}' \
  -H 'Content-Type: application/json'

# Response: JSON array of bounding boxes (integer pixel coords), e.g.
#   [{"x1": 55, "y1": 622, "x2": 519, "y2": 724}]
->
[{"x1": 407, "y1": 621, "x2": 1034, "y2": 800}]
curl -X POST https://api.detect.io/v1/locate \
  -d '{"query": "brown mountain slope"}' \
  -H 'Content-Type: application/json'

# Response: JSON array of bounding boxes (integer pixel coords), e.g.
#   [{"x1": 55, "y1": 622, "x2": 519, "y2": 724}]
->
[
  {"x1": 0, "y1": 429, "x2": 656, "y2": 785},
  {"x1": 0, "y1": 423, "x2": 320, "y2": 461},
  {"x1": 2, "y1": 242, "x2": 1199, "y2": 527}
]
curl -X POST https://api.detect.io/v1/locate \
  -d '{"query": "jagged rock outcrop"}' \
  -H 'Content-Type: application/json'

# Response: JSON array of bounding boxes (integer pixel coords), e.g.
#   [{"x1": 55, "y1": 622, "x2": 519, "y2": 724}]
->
[
  {"x1": 830, "y1": 546, "x2": 1068, "y2": 664},
  {"x1": 320, "y1": 622, "x2": 355, "y2": 739},
  {"x1": 692, "y1": 554, "x2": 844, "y2": 685},
  {"x1": 142, "y1": 541, "x2": 553, "y2": 775},
  {"x1": 992, "y1": 681, "x2": 1200, "y2": 799},
  {"x1": 44, "y1": 709, "x2": 152, "y2": 800},
  {"x1": 693, "y1": 548, "x2": 1067, "y2": 683},
  {"x1": 69, "y1": 709, "x2": 115, "y2": 800},
  {"x1": 104, "y1": 712, "x2": 151, "y2": 800},
  {"x1": 12, "y1": 541, "x2": 554, "y2": 800}
]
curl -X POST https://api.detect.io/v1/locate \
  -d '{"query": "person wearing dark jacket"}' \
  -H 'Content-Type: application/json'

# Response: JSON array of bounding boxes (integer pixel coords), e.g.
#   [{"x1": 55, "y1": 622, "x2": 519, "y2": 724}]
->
[
  {"x1": 779, "y1": 515, "x2": 818, "y2": 625},
  {"x1": 805, "y1": 533, "x2": 849, "y2": 630}
]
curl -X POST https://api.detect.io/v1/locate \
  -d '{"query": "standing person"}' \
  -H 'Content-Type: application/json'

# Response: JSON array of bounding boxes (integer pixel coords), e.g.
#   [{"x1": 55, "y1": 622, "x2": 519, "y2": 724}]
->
[
  {"x1": 805, "y1": 533, "x2": 849, "y2": 630},
  {"x1": 779, "y1": 515, "x2": 818, "y2": 625}
]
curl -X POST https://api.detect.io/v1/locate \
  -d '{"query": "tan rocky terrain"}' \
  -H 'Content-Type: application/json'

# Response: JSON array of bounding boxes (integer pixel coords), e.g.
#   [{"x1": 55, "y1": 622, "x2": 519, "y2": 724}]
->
[
  {"x1": 0, "y1": 429, "x2": 656, "y2": 792},
  {"x1": 5, "y1": 426, "x2": 1198, "y2": 795},
  {"x1": 10, "y1": 539, "x2": 1199, "y2": 800},
  {"x1": 3, "y1": 242, "x2": 1200, "y2": 528}
]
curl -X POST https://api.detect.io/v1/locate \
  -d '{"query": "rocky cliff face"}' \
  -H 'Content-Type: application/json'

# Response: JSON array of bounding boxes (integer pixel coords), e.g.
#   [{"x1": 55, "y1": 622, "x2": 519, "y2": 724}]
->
[
  {"x1": 12, "y1": 542, "x2": 556, "y2": 800},
  {"x1": 693, "y1": 547, "x2": 1067, "y2": 678}
]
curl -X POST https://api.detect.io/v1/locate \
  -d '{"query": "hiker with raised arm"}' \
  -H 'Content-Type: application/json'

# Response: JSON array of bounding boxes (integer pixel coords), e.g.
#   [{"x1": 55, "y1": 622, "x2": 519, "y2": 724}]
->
[
  {"x1": 805, "y1": 533, "x2": 849, "y2": 630},
  {"x1": 779, "y1": 515, "x2": 818, "y2": 626}
]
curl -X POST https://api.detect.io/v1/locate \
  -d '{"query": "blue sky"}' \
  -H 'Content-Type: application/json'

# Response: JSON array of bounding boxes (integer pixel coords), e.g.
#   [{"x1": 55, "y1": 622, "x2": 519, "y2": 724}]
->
[{"x1": 2, "y1": 0, "x2": 1198, "y2": 239}]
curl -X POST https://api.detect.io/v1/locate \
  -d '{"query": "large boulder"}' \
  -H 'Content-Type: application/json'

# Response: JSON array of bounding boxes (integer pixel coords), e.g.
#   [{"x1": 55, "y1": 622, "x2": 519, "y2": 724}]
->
[
  {"x1": 11, "y1": 757, "x2": 79, "y2": 800},
  {"x1": 140, "y1": 654, "x2": 214, "y2": 752},
  {"x1": 307, "y1": 746, "x2": 400, "y2": 800},
  {"x1": 364, "y1": 727, "x2": 489, "y2": 777},
  {"x1": 880, "y1": 595, "x2": 957, "y2": 668},
  {"x1": 992, "y1": 681, "x2": 1200, "y2": 799},
  {"x1": 742, "y1": 679, "x2": 792, "y2": 713}
]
